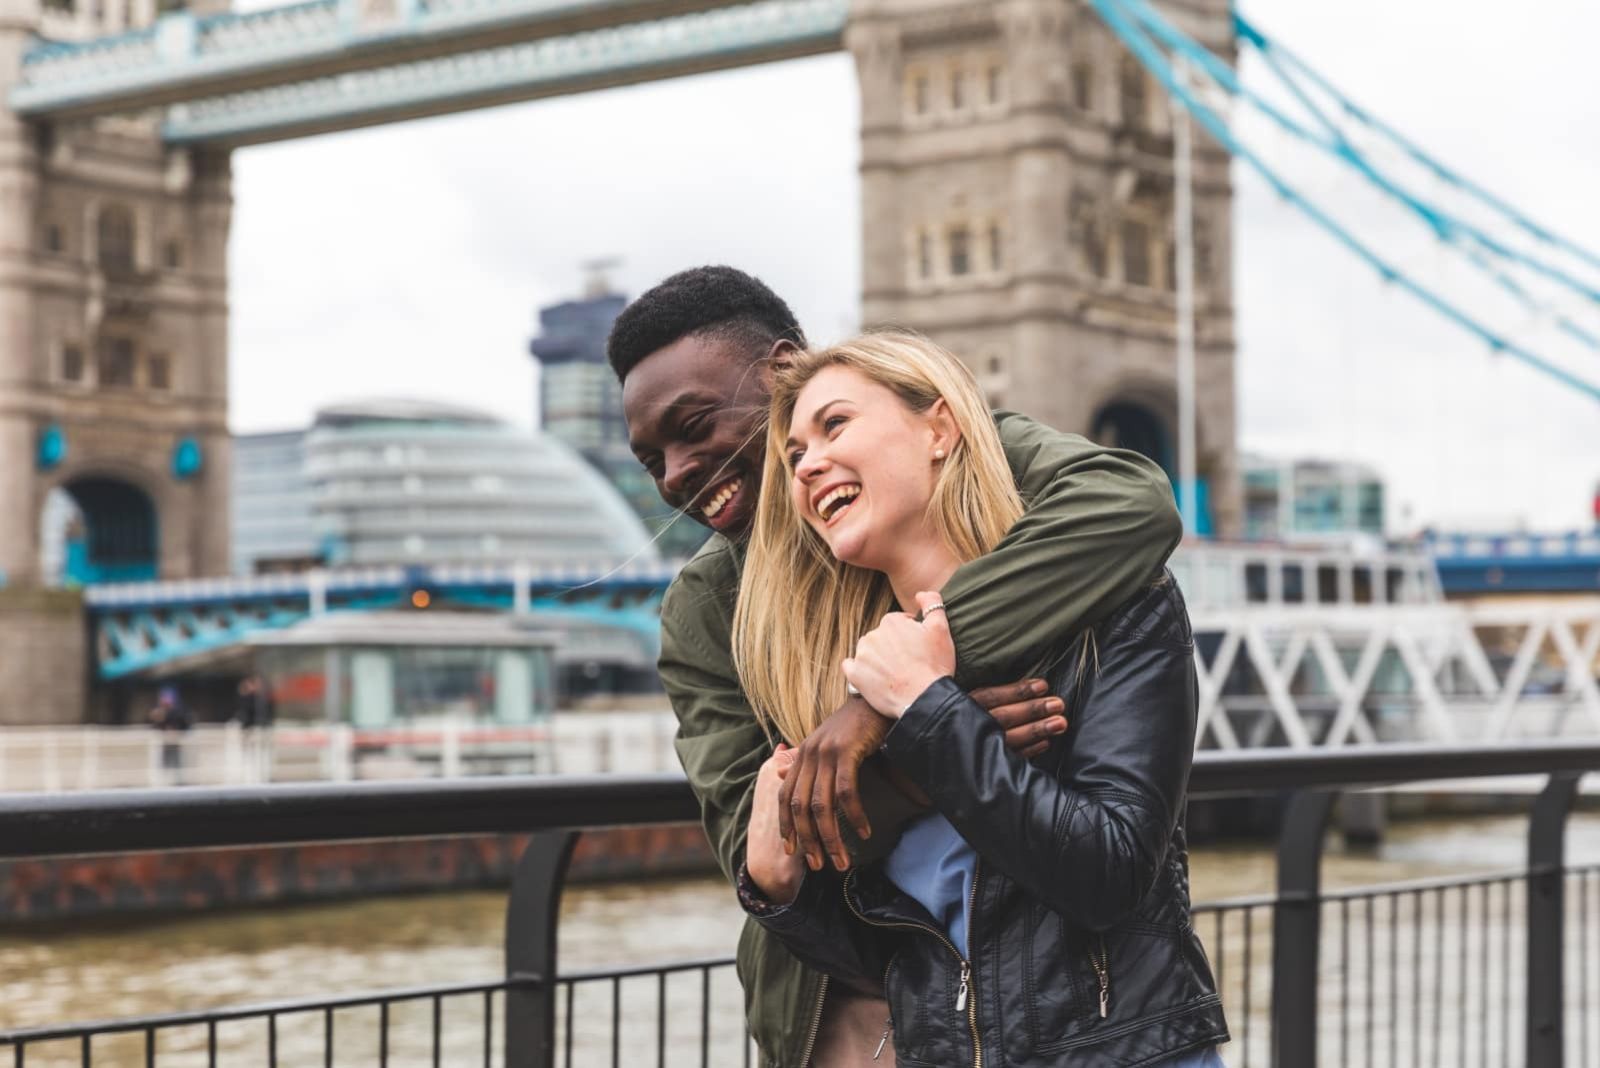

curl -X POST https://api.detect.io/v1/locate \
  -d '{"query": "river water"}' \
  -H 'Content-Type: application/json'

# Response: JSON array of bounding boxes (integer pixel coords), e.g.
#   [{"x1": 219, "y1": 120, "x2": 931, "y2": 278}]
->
[{"x1": 2, "y1": 811, "x2": 1598, "y2": 1066}]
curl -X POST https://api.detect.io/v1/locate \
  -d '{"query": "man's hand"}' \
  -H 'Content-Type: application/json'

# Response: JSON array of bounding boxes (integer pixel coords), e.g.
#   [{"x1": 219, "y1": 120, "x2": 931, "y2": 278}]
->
[
  {"x1": 778, "y1": 697, "x2": 890, "y2": 874},
  {"x1": 970, "y1": 678, "x2": 1068, "y2": 760},
  {"x1": 780, "y1": 679, "x2": 1068, "y2": 874}
]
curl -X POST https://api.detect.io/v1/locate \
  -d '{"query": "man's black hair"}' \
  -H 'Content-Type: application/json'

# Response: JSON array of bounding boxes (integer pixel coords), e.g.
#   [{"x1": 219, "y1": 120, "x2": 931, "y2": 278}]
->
[{"x1": 606, "y1": 265, "x2": 806, "y2": 382}]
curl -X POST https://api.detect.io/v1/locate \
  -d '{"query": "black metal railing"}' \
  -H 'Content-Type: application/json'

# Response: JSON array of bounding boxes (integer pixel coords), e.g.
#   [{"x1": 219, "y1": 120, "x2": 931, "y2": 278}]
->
[{"x1": 1, "y1": 744, "x2": 1598, "y2": 1067}]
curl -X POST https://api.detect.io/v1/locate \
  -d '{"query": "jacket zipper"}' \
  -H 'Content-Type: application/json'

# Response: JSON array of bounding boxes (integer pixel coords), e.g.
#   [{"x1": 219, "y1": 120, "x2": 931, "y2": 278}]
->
[
  {"x1": 1090, "y1": 934, "x2": 1112, "y2": 1019},
  {"x1": 843, "y1": 864, "x2": 985, "y2": 1068},
  {"x1": 873, "y1": 955, "x2": 899, "y2": 1060},
  {"x1": 798, "y1": 975, "x2": 828, "y2": 1067}
]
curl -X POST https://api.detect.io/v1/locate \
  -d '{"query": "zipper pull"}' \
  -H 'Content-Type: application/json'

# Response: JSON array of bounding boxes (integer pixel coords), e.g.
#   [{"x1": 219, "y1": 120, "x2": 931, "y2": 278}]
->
[
  {"x1": 955, "y1": 961, "x2": 970, "y2": 1014},
  {"x1": 1093, "y1": 936, "x2": 1111, "y2": 1019},
  {"x1": 873, "y1": 1019, "x2": 892, "y2": 1060}
]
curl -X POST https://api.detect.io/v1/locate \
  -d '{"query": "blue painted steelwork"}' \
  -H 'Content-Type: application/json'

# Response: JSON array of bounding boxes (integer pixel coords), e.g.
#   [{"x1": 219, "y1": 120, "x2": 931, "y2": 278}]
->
[
  {"x1": 1426, "y1": 530, "x2": 1600, "y2": 595},
  {"x1": 161, "y1": 0, "x2": 847, "y2": 145},
  {"x1": 12, "y1": 0, "x2": 847, "y2": 141},
  {"x1": 86, "y1": 560, "x2": 677, "y2": 678}
]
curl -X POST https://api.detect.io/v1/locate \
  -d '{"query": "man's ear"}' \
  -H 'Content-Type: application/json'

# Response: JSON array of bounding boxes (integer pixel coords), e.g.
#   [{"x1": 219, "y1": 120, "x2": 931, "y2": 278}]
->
[{"x1": 760, "y1": 338, "x2": 797, "y2": 389}]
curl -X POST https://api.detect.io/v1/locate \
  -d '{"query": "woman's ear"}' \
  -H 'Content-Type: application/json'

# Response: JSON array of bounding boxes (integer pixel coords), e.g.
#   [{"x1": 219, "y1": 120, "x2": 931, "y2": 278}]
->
[{"x1": 927, "y1": 397, "x2": 961, "y2": 458}]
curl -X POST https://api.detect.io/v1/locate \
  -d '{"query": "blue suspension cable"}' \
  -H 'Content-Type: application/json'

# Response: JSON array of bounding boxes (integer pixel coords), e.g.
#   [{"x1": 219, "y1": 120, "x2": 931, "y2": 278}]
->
[
  {"x1": 1115, "y1": 0, "x2": 1600, "y2": 312},
  {"x1": 1084, "y1": 0, "x2": 1600, "y2": 404},
  {"x1": 1239, "y1": 10, "x2": 1600, "y2": 279}
]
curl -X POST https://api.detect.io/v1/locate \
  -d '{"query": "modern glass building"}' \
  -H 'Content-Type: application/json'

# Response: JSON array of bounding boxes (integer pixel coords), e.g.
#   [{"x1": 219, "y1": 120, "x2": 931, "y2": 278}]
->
[
  {"x1": 232, "y1": 430, "x2": 317, "y2": 575},
  {"x1": 530, "y1": 280, "x2": 708, "y2": 560},
  {"x1": 232, "y1": 400, "x2": 658, "y2": 573},
  {"x1": 1242, "y1": 454, "x2": 1386, "y2": 542}
]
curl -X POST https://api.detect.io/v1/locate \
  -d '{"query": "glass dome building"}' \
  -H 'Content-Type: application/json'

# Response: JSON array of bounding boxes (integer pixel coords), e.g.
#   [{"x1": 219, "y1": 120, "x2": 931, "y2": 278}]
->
[{"x1": 234, "y1": 400, "x2": 658, "y2": 573}]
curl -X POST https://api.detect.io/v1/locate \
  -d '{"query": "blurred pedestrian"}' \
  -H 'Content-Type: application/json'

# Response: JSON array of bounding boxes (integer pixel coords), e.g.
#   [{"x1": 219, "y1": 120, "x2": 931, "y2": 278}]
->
[{"x1": 149, "y1": 686, "x2": 192, "y2": 785}]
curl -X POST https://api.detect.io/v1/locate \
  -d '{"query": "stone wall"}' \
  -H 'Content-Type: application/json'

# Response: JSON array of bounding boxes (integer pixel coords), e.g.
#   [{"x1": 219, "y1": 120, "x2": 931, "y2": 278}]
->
[{"x1": 0, "y1": 587, "x2": 86, "y2": 725}]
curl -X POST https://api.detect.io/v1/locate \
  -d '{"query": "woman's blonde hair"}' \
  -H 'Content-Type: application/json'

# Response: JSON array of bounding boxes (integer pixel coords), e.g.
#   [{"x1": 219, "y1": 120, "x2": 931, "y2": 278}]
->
[{"x1": 732, "y1": 331, "x2": 1024, "y2": 745}]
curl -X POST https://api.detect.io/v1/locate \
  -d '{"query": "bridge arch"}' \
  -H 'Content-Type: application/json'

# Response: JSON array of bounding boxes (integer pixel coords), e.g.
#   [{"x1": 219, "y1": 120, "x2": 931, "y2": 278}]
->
[
  {"x1": 1088, "y1": 378, "x2": 1223, "y2": 537},
  {"x1": 41, "y1": 471, "x2": 161, "y2": 586}
]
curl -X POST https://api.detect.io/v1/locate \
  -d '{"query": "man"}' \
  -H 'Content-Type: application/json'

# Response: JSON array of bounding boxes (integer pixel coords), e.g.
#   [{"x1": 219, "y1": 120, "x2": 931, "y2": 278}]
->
[{"x1": 610, "y1": 266, "x2": 1181, "y2": 1066}]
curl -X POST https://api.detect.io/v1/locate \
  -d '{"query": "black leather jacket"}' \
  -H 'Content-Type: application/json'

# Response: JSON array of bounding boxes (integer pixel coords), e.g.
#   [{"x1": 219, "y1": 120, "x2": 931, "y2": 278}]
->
[{"x1": 748, "y1": 574, "x2": 1228, "y2": 1066}]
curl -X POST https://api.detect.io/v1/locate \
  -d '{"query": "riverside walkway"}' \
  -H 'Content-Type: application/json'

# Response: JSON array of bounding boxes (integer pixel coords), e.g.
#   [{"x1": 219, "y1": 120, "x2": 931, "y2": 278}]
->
[{"x1": 1, "y1": 743, "x2": 1598, "y2": 1067}]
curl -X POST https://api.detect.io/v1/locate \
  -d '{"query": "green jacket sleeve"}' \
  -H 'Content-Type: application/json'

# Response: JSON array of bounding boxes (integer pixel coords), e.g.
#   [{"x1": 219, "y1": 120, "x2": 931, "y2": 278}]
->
[
  {"x1": 942, "y1": 412, "x2": 1183, "y2": 688},
  {"x1": 658, "y1": 539, "x2": 770, "y2": 886}
]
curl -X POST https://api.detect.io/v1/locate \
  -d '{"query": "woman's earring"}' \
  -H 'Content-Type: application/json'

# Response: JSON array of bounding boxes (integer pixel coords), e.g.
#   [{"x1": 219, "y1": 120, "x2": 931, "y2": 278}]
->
[{"x1": 933, "y1": 448, "x2": 946, "y2": 461}]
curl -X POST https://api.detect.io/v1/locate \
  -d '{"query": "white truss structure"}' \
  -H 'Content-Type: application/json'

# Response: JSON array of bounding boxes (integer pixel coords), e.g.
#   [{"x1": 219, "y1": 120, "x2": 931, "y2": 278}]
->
[{"x1": 1191, "y1": 600, "x2": 1600, "y2": 750}]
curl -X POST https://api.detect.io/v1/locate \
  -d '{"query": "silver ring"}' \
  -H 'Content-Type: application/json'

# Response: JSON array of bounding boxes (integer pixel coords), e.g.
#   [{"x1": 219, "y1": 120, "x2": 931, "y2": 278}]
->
[{"x1": 921, "y1": 602, "x2": 946, "y2": 617}]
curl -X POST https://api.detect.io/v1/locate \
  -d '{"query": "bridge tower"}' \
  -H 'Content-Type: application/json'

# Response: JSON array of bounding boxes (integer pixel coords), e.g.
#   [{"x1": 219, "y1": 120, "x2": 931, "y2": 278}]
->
[
  {"x1": 0, "y1": 0, "x2": 233, "y2": 593},
  {"x1": 848, "y1": 0, "x2": 1241, "y2": 536}
]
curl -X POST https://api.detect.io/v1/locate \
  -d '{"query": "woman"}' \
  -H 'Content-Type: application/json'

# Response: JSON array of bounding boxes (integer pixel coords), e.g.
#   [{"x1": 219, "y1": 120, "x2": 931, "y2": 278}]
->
[{"x1": 732, "y1": 333, "x2": 1228, "y2": 1066}]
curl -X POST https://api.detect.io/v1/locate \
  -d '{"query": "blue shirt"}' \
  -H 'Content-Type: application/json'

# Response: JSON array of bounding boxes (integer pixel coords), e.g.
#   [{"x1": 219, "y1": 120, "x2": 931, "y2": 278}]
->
[{"x1": 883, "y1": 811, "x2": 977, "y2": 955}]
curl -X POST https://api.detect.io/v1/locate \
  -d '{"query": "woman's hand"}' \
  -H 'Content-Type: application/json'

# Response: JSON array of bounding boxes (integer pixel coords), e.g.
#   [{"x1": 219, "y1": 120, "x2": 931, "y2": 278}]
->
[
  {"x1": 843, "y1": 591, "x2": 956, "y2": 720},
  {"x1": 747, "y1": 745, "x2": 806, "y2": 904}
]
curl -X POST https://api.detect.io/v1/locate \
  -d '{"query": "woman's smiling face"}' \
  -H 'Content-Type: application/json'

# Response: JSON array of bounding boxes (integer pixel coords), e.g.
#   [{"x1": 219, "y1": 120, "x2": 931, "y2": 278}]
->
[{"x1": 785, "y1": 365, "x2": 946, "y2": 572}]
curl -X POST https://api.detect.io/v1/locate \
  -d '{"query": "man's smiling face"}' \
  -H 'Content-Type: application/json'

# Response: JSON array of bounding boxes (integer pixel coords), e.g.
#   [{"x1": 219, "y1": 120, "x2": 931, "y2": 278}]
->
[{"x1": 622, "y1": 333, "x2": 772, "y2": 539}]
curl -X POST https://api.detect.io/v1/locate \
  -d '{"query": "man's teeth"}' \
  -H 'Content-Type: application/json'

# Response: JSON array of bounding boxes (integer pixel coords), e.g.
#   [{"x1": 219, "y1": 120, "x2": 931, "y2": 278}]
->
[
  {"x1": 817, "y1": 484, "x2": 861, "y2": 519},
  {"x1": 701, "y1": 478, "x2": 743, "y2": 519}
]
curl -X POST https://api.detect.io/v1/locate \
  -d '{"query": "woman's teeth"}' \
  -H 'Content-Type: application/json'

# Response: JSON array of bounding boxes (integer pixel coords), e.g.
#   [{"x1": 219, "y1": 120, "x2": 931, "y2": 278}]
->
[
  {"x1": 817, "y1": 484, "x2": 861, "y2": 520},
  {"x1": 701, "y1": 478, "x2": 743, "y2": 519}
]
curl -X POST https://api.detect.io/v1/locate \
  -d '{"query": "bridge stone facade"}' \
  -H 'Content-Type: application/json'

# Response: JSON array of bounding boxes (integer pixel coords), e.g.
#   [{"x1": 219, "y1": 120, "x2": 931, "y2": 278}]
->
[
  {"x1": 850, "y1": 0, "x2": 1240, "y2": 535},
  {"x1": 1, "y1": 0, "x2": 233, "y2": 720},
  {"x1": 1, "y1": 5, "x2": 233, "y2": 592}
]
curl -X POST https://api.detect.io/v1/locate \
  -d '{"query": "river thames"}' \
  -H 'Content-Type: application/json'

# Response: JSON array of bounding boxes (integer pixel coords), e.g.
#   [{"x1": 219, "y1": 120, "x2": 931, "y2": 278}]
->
[{"x1": 3, "y1": 810, "x2": 1598, "y2": 1065}]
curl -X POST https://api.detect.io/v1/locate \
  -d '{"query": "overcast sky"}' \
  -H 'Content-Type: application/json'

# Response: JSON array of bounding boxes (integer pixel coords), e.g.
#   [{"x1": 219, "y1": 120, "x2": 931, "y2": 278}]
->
[{"x1": 228, "y1": 0, "x2": 1600, "y2": 533}]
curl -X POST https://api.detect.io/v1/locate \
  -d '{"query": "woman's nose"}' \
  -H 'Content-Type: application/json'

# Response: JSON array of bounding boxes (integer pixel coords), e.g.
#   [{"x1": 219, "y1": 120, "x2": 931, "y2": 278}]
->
[{"x1": 794, "y1": 448, "x2": 828, "y2": 482}]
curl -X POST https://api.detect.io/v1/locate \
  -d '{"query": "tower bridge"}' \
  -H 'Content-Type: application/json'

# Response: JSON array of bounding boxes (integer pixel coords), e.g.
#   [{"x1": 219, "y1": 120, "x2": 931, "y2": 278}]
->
[
  {"x1": 4, "y1": 0, "x2": 1594, "y2": 731},
  {"x1": 0, "y1": 0, "x2": 1243, "y2": 721}
]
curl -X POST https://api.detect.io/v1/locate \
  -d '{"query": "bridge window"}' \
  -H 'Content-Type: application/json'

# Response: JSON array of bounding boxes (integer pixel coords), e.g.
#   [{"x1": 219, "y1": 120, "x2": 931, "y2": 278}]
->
[
  {"x1": 986, "y1": 63, "x2": 1005, "y2": 107},
  {"x1": 918, "y1": 230, "x2": 934, "y2": 279},
  {"x1": 1069, "y1": 190, "x2": 1108, "y2": 278},
  {"x1": 1073, "y1": 58, "x2": 1094, "y2": 110},
  {"x1": 988, "y1": 223, "x2": 1005, "y2": 271},
  {"x1": 950, "y1": 66, "x2": 967, "y2": 110},
  {"x1": 61, "y1": 344, "x2": 84, "y2": 383},
  {"x1": 147, "y1": 352, "x2": 170, "y2": 390},
  {"x1": 163, "y1": 240, "x2": 182, "y2": 269},
  {"x1": 44, "y1": 223, "x2": 63, "y2": 253},
  {"x1": 910, "y1": 70, "x2": 931, "y2": 116},
  {"x1": 1119, "y1": 54, "x2": 1146, "y2": 129},
  {"x1": 96, "y1": 204, "x2": 136, "y2": 273},
  {"x1": 948, "y1": 225, "x2": 972, "y2": 276},
  {"x1": 1120, "y1": 218, "x2": 1151, "y2": 286},
  {"x1": 986, "y1": 353, "x2": 1003, "y2": 375},
  {"x1": 97, "y1": 337, "x2": 136, "y2": 387}
]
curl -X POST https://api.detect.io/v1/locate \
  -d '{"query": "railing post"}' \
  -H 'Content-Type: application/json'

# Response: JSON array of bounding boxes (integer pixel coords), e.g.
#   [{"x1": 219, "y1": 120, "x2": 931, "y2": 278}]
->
[
  {"x1": 1272, "y1": 789, "x2": 1338, "y2": 1068},
  {"x1": 1527, "y1": 772, "x2": 1580, "y2": 1068},
  {"x1": 505, "y1": 830, "x2": 579, "y2": 1068}
]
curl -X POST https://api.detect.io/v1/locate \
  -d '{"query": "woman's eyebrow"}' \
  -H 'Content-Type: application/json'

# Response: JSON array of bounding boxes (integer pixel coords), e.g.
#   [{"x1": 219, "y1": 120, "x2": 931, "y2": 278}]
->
[{"x1": 785, "y1": 400, "x2": 849, "y2": 448}]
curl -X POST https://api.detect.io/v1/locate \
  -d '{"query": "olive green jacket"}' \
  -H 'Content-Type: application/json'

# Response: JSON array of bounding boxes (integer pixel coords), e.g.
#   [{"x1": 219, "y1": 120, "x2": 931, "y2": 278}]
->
[{"x1": 656, "y1": 413, "x2": 1183, "y2": 1067}]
